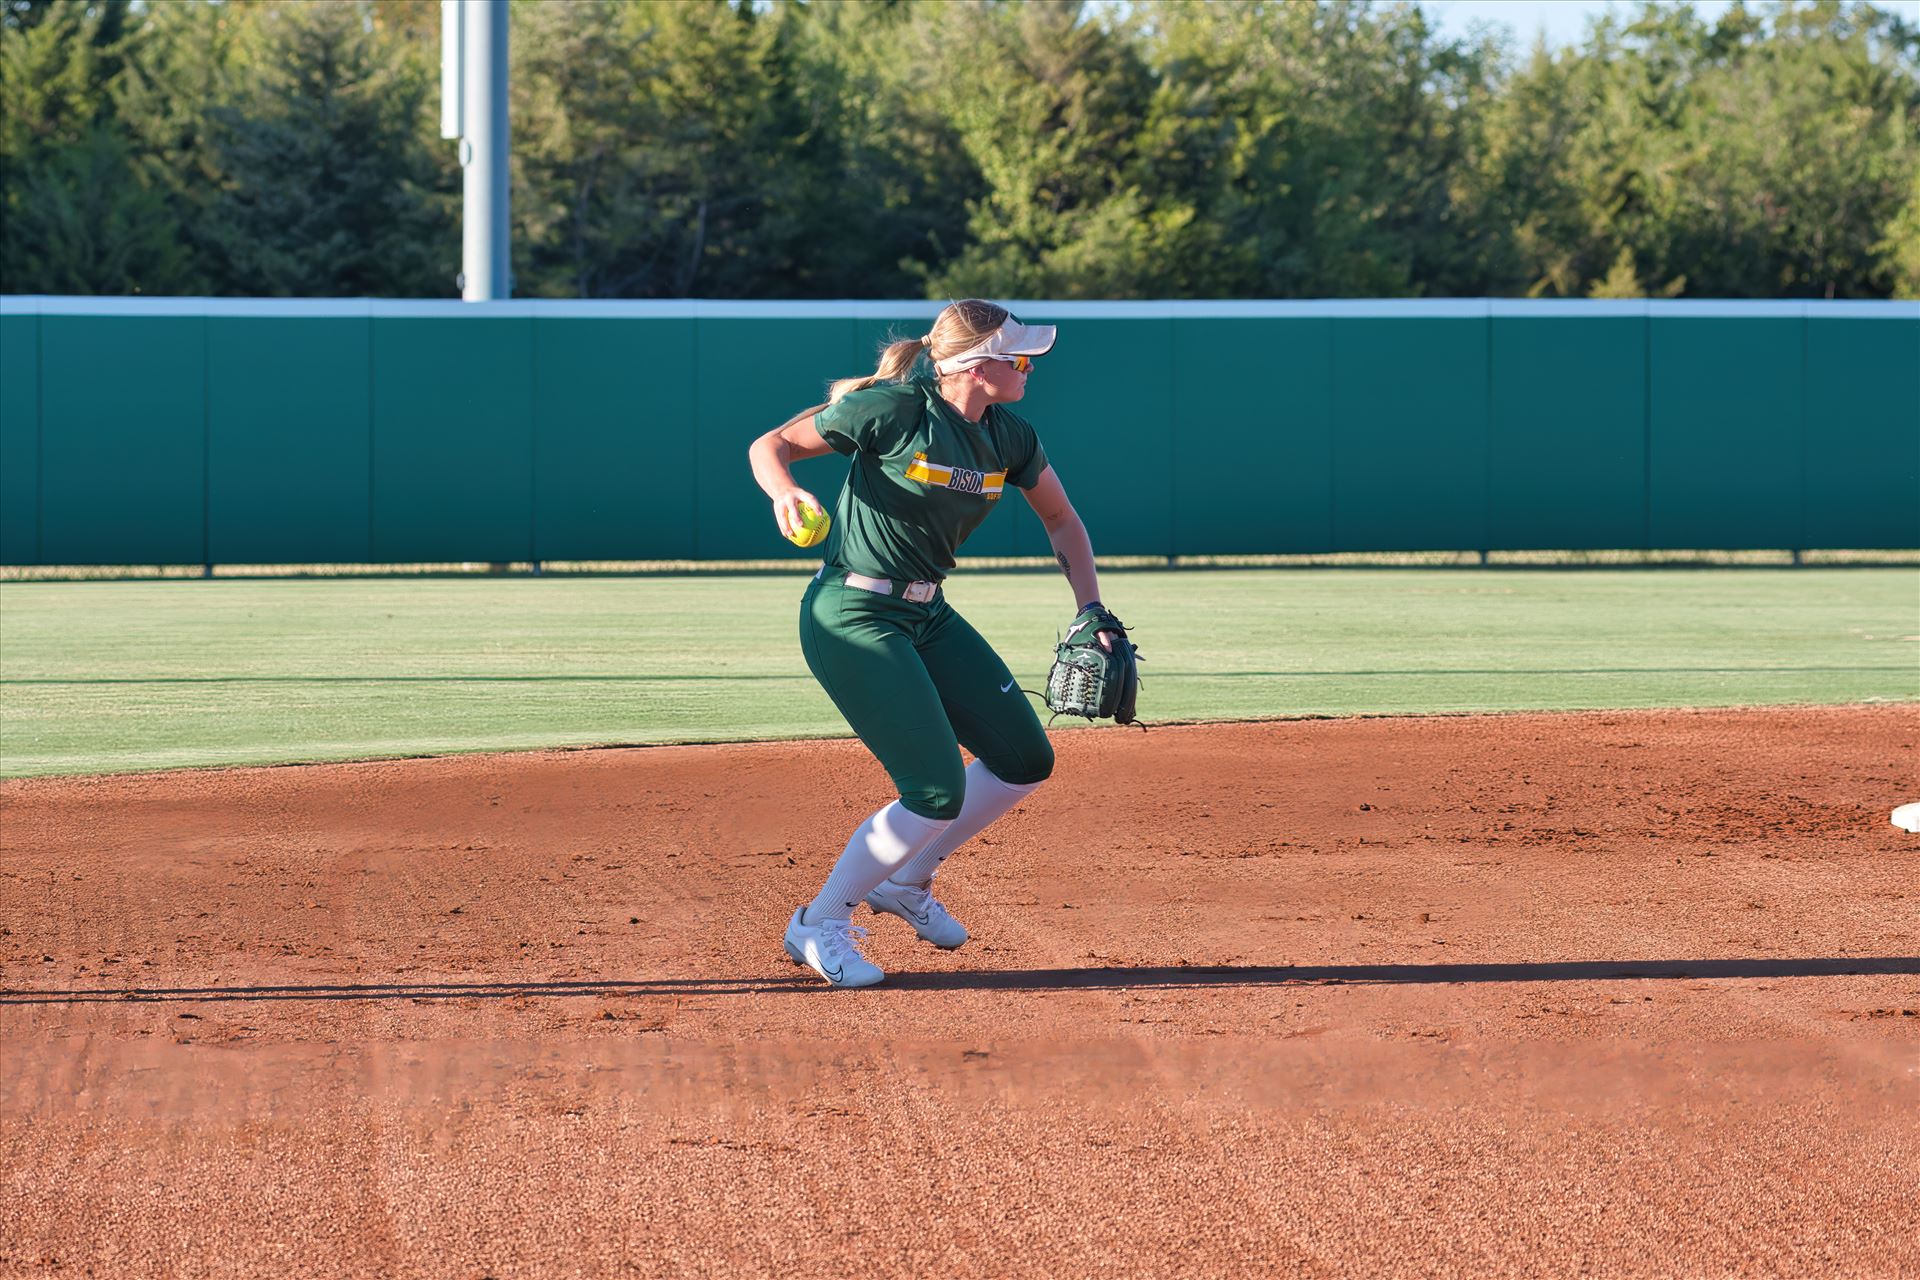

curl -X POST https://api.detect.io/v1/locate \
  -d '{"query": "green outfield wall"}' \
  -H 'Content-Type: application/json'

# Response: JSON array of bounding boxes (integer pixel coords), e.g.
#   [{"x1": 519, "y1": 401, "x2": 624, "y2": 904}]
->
[{"x1": 0, "y1": 298, "x2": 1913, "y2": 565}]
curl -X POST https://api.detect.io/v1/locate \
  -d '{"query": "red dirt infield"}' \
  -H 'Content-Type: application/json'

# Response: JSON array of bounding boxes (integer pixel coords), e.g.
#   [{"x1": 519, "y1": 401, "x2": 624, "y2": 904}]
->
[{"x1": 3, "y1": 705, "x2": 1916, "y2": 1278}]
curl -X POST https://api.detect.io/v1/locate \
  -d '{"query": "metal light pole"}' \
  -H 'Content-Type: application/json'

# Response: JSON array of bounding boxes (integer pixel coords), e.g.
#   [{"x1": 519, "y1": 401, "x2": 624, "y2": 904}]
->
[{"x1": 442, "y1": 0, "x2": 510, "y2": 300}]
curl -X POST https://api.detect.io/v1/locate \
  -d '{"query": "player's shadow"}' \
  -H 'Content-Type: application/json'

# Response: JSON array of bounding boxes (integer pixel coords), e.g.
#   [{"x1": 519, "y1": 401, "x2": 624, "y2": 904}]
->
[
  {"x1": 881, "y1": 956, "x2": 1920, "y2": 992},
  {"x1": 4, "y1": 956, "x2": 1916, "y2": 1005}
]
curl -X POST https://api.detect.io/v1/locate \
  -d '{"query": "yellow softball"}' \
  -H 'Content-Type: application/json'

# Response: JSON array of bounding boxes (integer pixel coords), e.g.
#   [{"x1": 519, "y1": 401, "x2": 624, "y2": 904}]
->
[{"x1": 787, "y1": 502, "x2": 830, "y2": 549}]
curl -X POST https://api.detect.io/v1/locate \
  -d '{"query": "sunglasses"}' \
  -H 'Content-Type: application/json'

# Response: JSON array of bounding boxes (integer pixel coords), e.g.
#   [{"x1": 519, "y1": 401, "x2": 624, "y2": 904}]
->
[{"x1": 990, "y1": 354, "x2": 1033, "y2": 374}]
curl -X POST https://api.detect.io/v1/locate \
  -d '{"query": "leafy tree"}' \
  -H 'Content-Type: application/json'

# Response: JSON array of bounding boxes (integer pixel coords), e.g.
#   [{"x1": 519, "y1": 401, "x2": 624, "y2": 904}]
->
[
  {"x1": 108, "y1": 0, "x2": 248, "y2": 289},
  {"x1": 1467, "y1": 0, "x2": 1917, "y2": 298},
  {"x1": 779, "y1": 0, "x2": 977, "y2": 297},
  {"x1": 1126, "y1": 0, "x2": 1505, "y2": 298},
  {"x1": 0, "y1": 0, "x2": 195, "y2": 293},
  {"x1": 1, "y1": 122, "x2": 193, "y2": 293},
  {"x1": 514, "y1": 0, "x2": 828, "y2": 298},
  {"x1": 914, "y1": 1, "x2": 1190, "y2": 299},
  {"x1": 1659, "y1": 1, "x2": 1920, "y2": 297},
  {"x1": 1586, "y1": 245, "x2": 1688, "y2": 297},
  {"x1": 1881, "y1": 167, "x2": 1920, "y2": 295},
  {"x1": 191, "y1": 1, "x2": 456, "y2": 296},
  {"x1": 511, "y1": 0, "x2": 657, "y2": 298},
  {"x1": 0, "y1": 0, "x2": 125, "y2": 156},
  {"x1": 3, "y1": 0, "x2": 1915, "y2": 300}
]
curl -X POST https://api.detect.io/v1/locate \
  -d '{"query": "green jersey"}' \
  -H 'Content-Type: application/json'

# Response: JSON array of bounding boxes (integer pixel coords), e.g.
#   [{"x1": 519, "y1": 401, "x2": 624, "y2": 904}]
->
[{"x1": 812, "y1": 375, "x2": 1048, "y2": 584}]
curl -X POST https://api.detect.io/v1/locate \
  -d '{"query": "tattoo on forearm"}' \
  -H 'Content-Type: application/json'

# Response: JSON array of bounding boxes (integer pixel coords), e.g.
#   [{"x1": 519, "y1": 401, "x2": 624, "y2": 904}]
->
[{"x1": 1055, "y1": 552, "x2": 1074, "y2": 583}]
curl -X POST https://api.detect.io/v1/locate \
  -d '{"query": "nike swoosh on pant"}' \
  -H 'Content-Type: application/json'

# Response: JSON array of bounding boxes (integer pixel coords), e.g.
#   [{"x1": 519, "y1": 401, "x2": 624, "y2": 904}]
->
[{"x1": 1000, "y1": 679, "x2": 1015, "y2": 692}]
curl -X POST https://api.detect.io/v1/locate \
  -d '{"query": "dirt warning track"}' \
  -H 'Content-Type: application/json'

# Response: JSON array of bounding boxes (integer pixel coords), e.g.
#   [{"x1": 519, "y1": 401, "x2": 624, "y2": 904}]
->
[{"x1": 3, "y1": 706, "x2": 1917, "y2": 1278}]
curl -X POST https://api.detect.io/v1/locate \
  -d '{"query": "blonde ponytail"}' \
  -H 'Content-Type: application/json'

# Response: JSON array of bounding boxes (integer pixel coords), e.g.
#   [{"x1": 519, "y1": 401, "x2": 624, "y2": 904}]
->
[
  {"x1": 823, "y1": 301, "x2": 1012, "y2": 403},
  {"x1": 828, "y1": 336, "x2": 927, "y2": 404}
]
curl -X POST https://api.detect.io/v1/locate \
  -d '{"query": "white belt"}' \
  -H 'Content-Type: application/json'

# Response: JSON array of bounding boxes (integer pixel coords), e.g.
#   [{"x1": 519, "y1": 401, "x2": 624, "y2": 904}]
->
[{"x1": 819, "y1": 567, "x2": 940, "y2": 603}]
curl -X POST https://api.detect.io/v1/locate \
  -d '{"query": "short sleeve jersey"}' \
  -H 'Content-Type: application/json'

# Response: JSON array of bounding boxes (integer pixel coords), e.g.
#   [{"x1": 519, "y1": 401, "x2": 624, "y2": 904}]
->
[{"x1": 811, "y1": 375, "x2": 1048, "y2": 584}]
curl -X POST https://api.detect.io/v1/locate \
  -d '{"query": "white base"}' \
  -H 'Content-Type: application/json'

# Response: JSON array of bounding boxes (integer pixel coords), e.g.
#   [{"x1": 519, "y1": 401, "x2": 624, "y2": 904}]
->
[{"x1": 1893, "y1": 803, "x2": 1920, "y2": 834}]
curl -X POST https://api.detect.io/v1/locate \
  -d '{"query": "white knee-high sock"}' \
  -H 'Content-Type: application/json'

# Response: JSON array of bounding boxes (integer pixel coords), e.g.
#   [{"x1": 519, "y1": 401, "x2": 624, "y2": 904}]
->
[
  {"x1": 807, "y1": 802, "x2": 953, "y2": 923},
  {"x1": 890, "y1": 760, "x2": 1041, "y2": 888}
]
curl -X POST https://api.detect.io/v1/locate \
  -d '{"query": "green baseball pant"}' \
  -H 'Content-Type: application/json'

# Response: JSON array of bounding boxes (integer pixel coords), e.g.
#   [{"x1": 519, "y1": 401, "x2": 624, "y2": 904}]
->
[{"x1": 799, "y1": 574, "x2": 1054, "y2": 821}]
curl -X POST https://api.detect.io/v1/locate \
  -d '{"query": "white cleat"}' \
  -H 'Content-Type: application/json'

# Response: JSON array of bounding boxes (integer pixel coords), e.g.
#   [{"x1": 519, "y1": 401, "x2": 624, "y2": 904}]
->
[
  {"x1": 864, "y1": 878, "x2": 969, "y2": 950},
  {"x1": 783, "y1": 908, "x2": 885, "y2": 988}
]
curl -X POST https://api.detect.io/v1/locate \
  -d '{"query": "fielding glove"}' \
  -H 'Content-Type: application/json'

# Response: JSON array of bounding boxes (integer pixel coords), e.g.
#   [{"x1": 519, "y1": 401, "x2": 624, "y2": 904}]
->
[{"x1": 1043, "y1": 602, "x2": 1142, "y2": 726}]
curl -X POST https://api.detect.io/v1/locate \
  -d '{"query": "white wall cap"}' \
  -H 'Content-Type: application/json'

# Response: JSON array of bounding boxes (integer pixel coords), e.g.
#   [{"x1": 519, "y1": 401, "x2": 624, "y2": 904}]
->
[
  {"x1": 1490, "y1": 299, "x2": 1649, "y2": 317},
  {"x1": 4, "y1": 296, "x2": 1918, "y2": 322}
]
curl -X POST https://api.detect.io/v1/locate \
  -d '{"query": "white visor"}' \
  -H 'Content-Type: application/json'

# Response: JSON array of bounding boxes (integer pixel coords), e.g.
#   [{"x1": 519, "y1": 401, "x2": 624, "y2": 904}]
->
[{"x1": 933, "y1": 316, "x2": 1057, "y2": 375}]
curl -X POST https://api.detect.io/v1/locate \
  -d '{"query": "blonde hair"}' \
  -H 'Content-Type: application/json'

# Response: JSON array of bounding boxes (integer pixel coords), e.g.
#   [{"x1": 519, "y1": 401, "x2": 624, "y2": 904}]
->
[{"x1": 826, "y1": 299, "x2": 1011, "y2": 403}]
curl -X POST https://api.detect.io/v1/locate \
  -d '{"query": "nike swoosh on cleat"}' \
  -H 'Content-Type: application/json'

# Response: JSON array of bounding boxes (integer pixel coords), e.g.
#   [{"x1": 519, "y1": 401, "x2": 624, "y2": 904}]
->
[
  {"x1": 1000, "y1": 679, "x2": 1015, "y2": 692},
  {"x1": 812, "y1": 947, "x2": 843, "y2": 982}
]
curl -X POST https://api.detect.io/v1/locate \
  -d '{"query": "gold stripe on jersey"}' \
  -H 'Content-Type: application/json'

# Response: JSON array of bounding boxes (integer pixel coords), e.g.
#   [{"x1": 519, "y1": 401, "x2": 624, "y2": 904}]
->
[{"x1": 905, "y1": 452, "x2": 1005, "y2": 499}]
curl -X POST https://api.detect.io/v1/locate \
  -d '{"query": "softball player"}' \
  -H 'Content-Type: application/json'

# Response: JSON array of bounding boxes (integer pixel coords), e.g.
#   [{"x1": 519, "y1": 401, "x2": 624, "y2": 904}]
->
[{"x1": 746, "y1": 299, "x2": 1121, "y2": 988}]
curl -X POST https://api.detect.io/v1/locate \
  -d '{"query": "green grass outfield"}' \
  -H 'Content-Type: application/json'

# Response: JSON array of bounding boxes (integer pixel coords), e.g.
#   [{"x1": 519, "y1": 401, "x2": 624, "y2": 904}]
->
[{"x1": 1, "y1": 568, "x2": 1914, "y2": 779}]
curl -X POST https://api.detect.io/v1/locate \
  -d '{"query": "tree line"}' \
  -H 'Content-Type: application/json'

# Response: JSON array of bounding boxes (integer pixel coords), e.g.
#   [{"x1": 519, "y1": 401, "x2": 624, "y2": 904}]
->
[{"x1": 2, "y1": 0, "x2": 1915, "y2": 300}]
